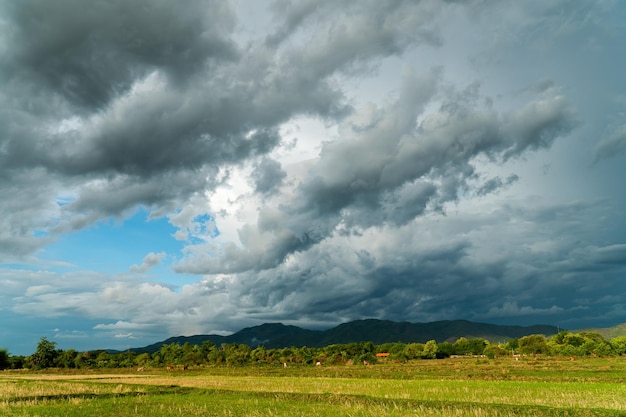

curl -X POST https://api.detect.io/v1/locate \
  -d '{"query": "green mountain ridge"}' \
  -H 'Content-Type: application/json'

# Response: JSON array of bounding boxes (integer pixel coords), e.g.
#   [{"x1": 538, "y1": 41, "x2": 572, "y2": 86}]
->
[
  {"x1": 574, "y1": 322, "x2": 626, "y2": 340},
  {"x1": 124, "y1": 319, "x2": 562, "y2": 354}
]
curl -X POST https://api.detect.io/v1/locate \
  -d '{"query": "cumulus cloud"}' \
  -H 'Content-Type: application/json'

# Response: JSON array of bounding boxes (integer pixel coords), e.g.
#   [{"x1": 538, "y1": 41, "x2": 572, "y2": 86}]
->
[
  {"x1": 0, "y1": 0, "x2": 463, "y2": 261},
  {"x1": 175, "y1": 74, "x2": 575, "y2": 275},
  {"x1": 130, "y1": 252, "x2": 167, "y2": 273},
  {"x1": 2, "y1": 0, "x2": 237, "y2": 111}
]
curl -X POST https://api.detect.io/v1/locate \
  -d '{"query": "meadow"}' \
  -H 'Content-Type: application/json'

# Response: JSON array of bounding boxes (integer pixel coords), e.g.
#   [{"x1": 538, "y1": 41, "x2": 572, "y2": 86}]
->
[{"x1": 1, "y1": 357, "x2": 625, "y2": 416}]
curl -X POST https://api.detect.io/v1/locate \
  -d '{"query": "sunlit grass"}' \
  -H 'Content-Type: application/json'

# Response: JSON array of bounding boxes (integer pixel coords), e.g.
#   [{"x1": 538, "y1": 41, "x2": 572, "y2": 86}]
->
[
  {"x1": 2, "y1": 357, "x2": 626, "y2": 416},
  {"x1": 92, "y1": 374, "x2": 626, "y2": 411}
]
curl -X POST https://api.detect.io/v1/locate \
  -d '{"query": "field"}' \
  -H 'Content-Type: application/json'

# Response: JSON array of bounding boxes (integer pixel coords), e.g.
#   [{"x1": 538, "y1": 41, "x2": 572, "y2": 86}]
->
[{"x1": 2, "y1": 357, "x2": 626, "y2": 416}]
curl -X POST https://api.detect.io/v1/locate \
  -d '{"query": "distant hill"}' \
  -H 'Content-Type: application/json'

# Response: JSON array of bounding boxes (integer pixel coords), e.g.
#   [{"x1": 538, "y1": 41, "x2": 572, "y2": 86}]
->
[
  {"x1": 127, "y1": 319, "x2": 559, "y2": 354},
  {"x1": 575, "y1": 322, "x2": 626, "y2": 340}
]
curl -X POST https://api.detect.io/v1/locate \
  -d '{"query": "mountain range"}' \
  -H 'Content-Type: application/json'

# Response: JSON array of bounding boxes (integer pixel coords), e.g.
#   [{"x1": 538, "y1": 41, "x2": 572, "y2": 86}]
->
[
  {"x1": 575, "y1": 322, "x2": 626, "y2": 340},
  {"x1": 127, "y1": 319, "x2": 561, "y2": 354}
]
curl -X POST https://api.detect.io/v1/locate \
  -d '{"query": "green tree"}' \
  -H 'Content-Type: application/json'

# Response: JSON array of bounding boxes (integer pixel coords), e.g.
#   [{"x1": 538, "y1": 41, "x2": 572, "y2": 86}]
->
[
  {"x1": 200, "y1": 340, "x2": 216, "y2": 360},
  {"x1": 518, "y1": 334, "x2": 549, "y2": 355},
  {"x1": 95, "y1": 351, "x2": 113, "y2": 368},
  {"x1": 453, "y1": 337, "x2": 470, "y2": 355},
  {"x1": 322, "y1": 344, "x2": 345, "y2": 364},
  {"x1": 74, "y1": 351, "x2": 94, "y2": 369},
  {"x1": 548, "y1": 331, "x2": 583, "y2": 356},
  {"x1": 564, "y1": 333, "x2": 586, "y2": 348},
  {"x1": 251, "y1": 346, "x2": 269, "y2": 364},
  {"x1": 222, "y1": 343, "x2": 251, "y2": 366},
  {"x1": 467, "y1": 339, "x2": 487, "y2": 355},
  {"x1": 55, "y1": 349, "x2": 77, "y2": 368},
  {"x1": 8, "y1": 355, "x2": 26, "y2": 369},
  {"x1": 422, "y1": 340, "x2": 438, "y2": 359},
  {"x1": 610, "y1": 336, "x2": 626, "y2": 355},
  {"x1": 550, "y1": 330, "x2": 569, "y2": 345},
  {"x1": 0, "y1": 348, "x2": 9, "y2": 370},
  {"x1": 117, "y1": 351, "x2": 136, "y2": 368},
  {"x1": 505, "y1": 338, "x2": 519, "y2": 354},
  {"x1": 550, "y1": 332, "x2": 614, "y2": 357},
  {"x1": 436, "y1": 342, "x2": 454, "y2": 358},
  {"x1": 483, "y1": 344, "x2": 507, "y2": 359},
  {"x1": 149, "y1": 352, "x2": 164, "y2": 367},
  {"x1": 160, "y1": 343, "x2": 184, "y2": 365},
  {"x1": 295, "y1": 346, "x2": 316, "y2": 364},
  {"x1": 403, "y1": 343, "x2": 424, "y2": 360},
  {"x1": 277, "y1": 347, "x2": 293, "y2": 365},
  {"x1": 375, "y1": 342, "x2": 404, "y2": 354},
  {"x1": 578, "y1": 332, "x2": 612, "y2": 356},
  {"x1": 135, "y1": 353, "x2": 151, "y2": 367},
  {"x1": 30, "y1": 337, "x2": 58, "y2": 369},
  {"x1": 207, "y1": 346, "x2": 226, "y2": 364}
]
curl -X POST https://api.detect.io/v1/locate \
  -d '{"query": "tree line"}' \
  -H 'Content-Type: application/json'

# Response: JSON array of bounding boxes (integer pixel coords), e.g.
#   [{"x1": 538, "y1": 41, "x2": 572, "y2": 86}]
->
[{"x1": 2, "y1": 331, "x2": 626, "y2": 370}]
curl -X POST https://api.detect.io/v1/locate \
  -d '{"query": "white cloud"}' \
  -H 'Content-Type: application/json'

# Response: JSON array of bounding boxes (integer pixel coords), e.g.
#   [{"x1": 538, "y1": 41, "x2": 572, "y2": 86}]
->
[
  {"x1": 130, "y1": 252, "x2": 167, "y2": 273},
  {"x1": 114, "y1": 333, "x2": 137, "y2": 339}
]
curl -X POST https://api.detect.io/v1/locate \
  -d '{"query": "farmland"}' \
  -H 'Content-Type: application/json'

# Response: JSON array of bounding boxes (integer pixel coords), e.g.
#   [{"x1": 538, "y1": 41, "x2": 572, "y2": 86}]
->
[{"x1": 2, "y1": 357, "x2": 625, "y2": 416}]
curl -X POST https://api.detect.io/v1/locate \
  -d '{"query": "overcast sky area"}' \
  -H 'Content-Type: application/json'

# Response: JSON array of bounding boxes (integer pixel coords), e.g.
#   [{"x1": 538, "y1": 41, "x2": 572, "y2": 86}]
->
[{"x1": 1, "y1": 0, "x2": 626, "y2": 355}]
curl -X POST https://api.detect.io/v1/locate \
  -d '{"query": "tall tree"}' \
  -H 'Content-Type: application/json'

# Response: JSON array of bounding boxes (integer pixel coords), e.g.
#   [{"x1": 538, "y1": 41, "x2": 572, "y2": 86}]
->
[
  {"x1": 30, "y1": 337, "x2": 58, "y2": 369},
  {"x1": 422, "y1": 340, "x2": 438, "y2": 359},
  {"x1": 0, "y1": 348, "x2": 9, "y2": 370}
]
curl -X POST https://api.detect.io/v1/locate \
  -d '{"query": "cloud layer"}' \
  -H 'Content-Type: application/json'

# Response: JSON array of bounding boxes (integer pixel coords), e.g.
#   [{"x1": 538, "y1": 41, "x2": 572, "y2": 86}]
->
[{"x1": 1, "y1": 0, "x2": 625, "y2": 353}]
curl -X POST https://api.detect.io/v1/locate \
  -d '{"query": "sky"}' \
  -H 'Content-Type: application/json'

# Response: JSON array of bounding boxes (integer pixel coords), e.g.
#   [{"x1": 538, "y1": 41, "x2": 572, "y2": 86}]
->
[{"x1": 1, "y1": 0, "x2": 626, "y2": 356}]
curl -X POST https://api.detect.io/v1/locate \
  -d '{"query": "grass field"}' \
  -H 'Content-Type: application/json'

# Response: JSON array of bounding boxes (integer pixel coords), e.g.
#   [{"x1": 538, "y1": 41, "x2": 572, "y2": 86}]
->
[{"x1": 2, "y1": 357, "x2": 625, "y2": 416}]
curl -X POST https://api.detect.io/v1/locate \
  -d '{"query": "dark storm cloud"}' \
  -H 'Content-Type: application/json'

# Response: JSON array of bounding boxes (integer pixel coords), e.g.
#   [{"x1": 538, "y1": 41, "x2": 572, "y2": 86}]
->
[
  {"x1": 475, "y1": 174, "x2": 519, "y2": 197},
  {"x1": 299, "y1": 84, "x2": 571, "y2": 223},
  {"x1": 265, "y1": 0, "x2": 324, "y2": 47},
  {"x1": 0, "y1": 169, "x2": 59, "y2": 259},
  {"x1": 2, "y1": 0, "x2": 237, "y2": 110},
  {"x1": 215, "y1": 199, "x2": 626, "y2": 329},
  {"x1": 1, "y1": 0, "x2": 434, "y2": 175},
  {"x1": 251, "y1": 158, "x2": 286, "y2": 195},
  {"x1": 0, "y1": 0, "x2": 245, "y2": 253},
  {"x1": 0, "y1": 0, "x2": 441, "y2": 255},
  {"x1": 180, "y1": 76, "x2": 575, "y2": 275},
  {"x1": 0, "y1": 0, "x2": 469, "y2": 260}
]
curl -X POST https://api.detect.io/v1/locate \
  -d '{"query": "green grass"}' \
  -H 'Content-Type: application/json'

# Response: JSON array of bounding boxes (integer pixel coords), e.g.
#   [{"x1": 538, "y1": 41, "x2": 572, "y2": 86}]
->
[{"x1": 2, "y1": 357, "x2": 626, "y2": 416}]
